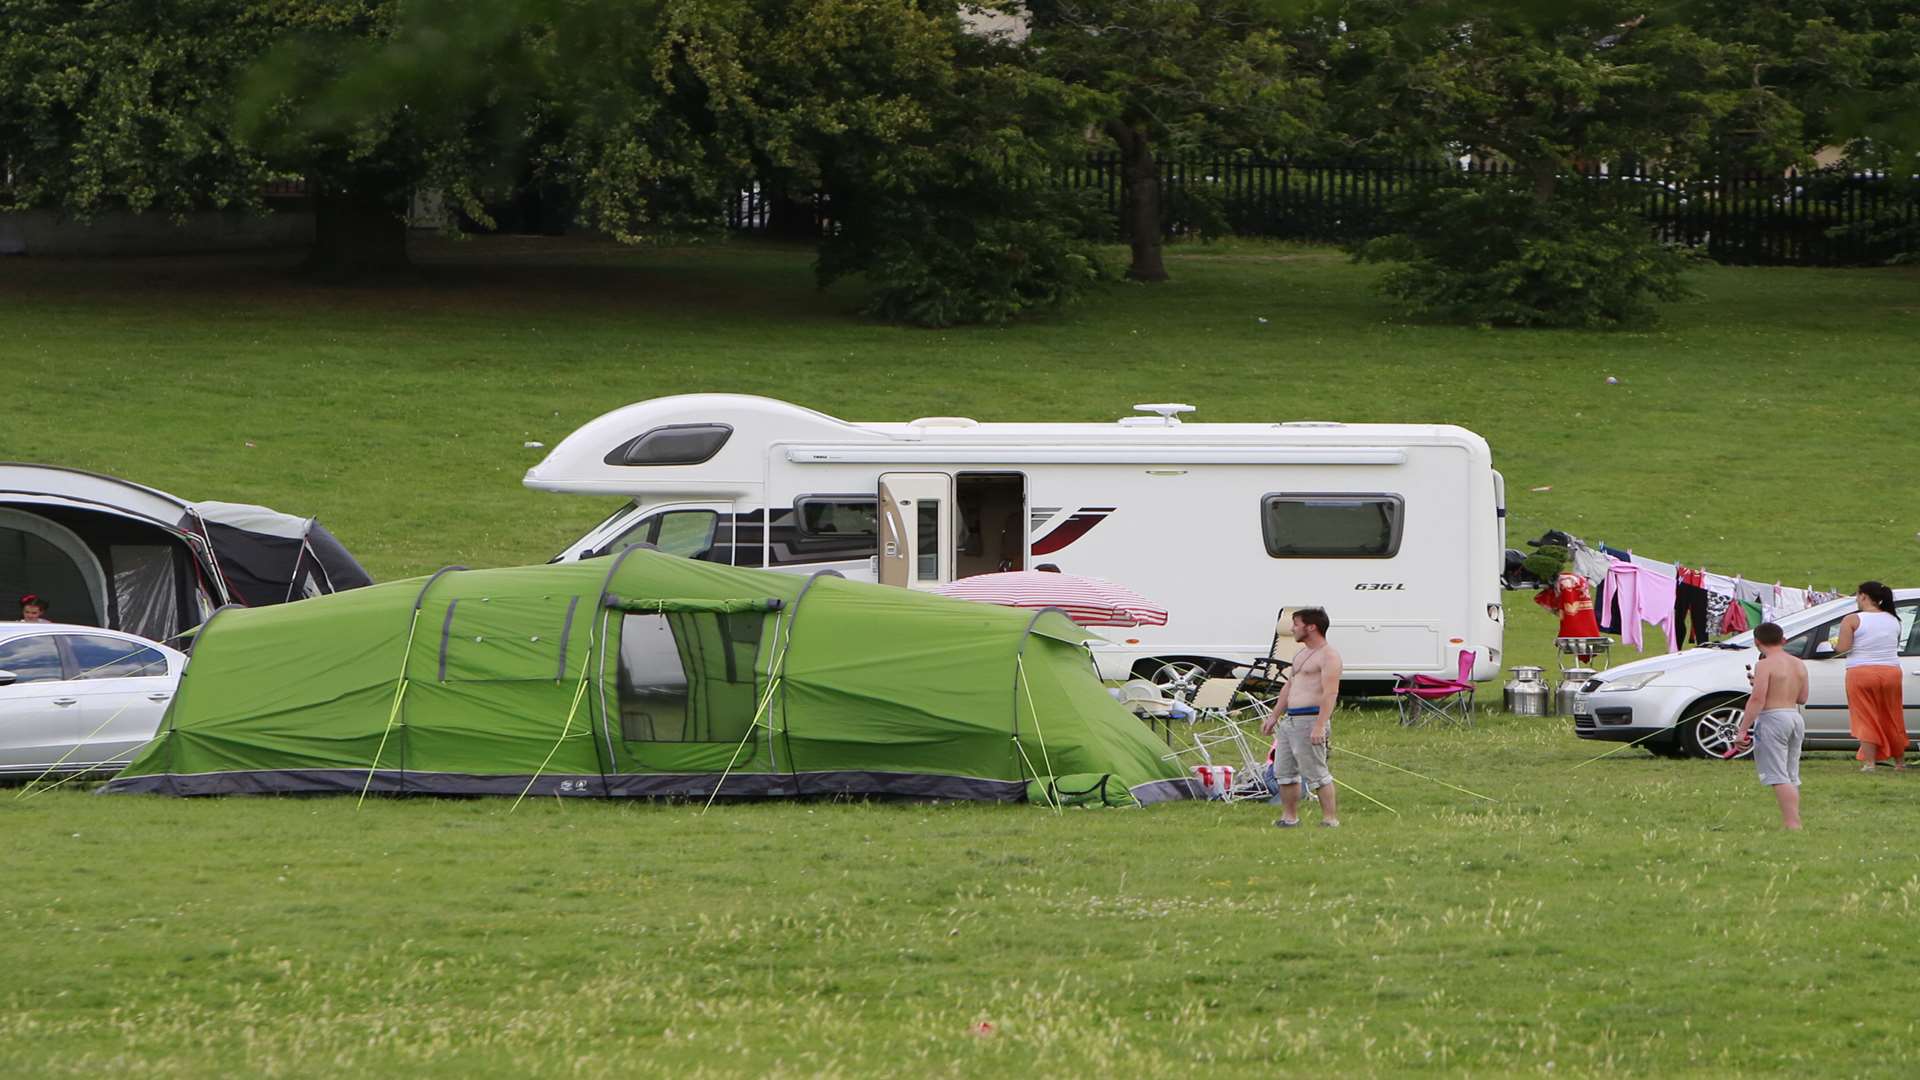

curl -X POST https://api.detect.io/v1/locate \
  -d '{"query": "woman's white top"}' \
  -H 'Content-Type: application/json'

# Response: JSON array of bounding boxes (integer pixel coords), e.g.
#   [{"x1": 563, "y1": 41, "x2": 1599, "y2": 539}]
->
[{"x1": 1847, "y1": 610, "x2": 1901, "y2": 668}]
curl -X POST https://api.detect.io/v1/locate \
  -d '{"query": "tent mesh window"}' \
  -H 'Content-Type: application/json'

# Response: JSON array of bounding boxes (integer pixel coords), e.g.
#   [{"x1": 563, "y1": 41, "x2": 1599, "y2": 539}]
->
[{"x1": 617, "y1": 612, "x2": 764, "y2": 742}]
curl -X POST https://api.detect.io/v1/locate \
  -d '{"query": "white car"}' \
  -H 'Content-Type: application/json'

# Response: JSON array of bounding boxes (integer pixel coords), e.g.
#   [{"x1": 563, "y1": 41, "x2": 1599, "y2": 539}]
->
[
  {"x1": 0, "y1": 623, "x2": 183, "y2": 779},
  {"x1": 1573, "y1": 590, "x2": 1920, "y2": 759}
]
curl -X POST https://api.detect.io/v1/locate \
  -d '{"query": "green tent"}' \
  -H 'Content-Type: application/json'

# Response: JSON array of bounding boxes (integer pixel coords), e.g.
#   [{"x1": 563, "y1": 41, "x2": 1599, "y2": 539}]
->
[{"x1": 104, "y1": 549, "x2": 1198, "y2": 806}]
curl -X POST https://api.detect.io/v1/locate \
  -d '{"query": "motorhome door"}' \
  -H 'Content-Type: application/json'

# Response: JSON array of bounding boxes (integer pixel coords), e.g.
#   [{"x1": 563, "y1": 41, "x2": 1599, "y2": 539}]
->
[{"x1": 877, "y1": 473, "x2": 952, "y2": 590}]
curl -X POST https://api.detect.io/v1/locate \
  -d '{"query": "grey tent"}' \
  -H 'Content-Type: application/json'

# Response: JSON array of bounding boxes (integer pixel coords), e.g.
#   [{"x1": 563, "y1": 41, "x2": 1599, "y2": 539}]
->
[{"x1": 0, "y1": 464, "x2": 372, "y2": 641}]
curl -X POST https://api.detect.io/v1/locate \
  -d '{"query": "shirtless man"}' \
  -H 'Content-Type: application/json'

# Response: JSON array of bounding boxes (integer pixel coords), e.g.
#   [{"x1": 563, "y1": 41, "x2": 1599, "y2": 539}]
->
[
  {"x1": 1734, "y1": 622, "x2": 1809, "y2": 831},
  {"x1": 1261, "y1": 607, "x2": 1341, "y2": 828}
]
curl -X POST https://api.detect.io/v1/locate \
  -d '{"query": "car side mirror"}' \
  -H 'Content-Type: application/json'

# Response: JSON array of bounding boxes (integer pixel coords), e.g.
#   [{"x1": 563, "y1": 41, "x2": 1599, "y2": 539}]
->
[
  {"x1": 1814, "y1": 641, "x2": 1837, "y2": 657},
  {"x1": 0, "y1": 669, "x2": 16, "y2": 687}
]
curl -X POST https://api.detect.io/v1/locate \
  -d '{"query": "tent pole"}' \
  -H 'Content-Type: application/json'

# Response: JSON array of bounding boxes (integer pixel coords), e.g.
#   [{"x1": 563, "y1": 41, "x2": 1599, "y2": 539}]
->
[
  {"x1": 700, "y1": 637, "x2": 790, "y2": 815},
  {"x1": 1010, "y1": 608, "x2": 1073, "y2": 812},
  {"x1": 776, "y1": 570, "x2": 841, "y2": 797},
  {"x1": 356, "y1": 565, "x2": 464, "y2": 808},
  {"x1": 509, "y1": 642, "x2": 598, "y2": 813},
  {"x1": 1016, "y1": 657, "x2": 1063, "y2": 815}
]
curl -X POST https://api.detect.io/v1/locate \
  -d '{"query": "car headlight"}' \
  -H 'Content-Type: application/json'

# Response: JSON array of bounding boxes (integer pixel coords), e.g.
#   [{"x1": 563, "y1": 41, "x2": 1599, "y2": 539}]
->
[{"x1": 1602, "y1": 671, "x2": 1662, "y2": 692}]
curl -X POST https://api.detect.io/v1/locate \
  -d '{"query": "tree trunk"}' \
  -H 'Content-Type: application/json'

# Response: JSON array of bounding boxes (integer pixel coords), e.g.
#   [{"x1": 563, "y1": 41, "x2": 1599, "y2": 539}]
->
[
  {"x1": 766, "y1": 192, "x2": 821, "y2": 242},
  {"x1": 1527, "y1": 161, "x2": 1558, "y2": 205},
  {"x1": 1108, "y1": 119, "x2": 1168, "y2": 283},
  {"x1": 304, "y1": 185, "x2": 411, "y2": 278}
]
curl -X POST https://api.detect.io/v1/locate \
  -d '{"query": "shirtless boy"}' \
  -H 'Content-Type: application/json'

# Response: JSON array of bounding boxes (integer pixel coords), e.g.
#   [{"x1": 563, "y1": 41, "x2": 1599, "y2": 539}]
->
[
  {"x1": 1261, "y1": 607, "x2": 1341, "y2": 828},
  {"x1": 1734, "y1": 622, "x2": 1809, "y2": 830}
]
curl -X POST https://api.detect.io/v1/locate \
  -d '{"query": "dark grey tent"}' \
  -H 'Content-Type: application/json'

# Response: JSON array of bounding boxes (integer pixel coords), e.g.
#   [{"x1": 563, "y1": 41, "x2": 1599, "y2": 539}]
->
[
  {"x1": 187, "y1": 502, "x2": 373, "y2": 607},
  {"x1": 0, "y1": 464, "x2": 372, "y2": 641}
]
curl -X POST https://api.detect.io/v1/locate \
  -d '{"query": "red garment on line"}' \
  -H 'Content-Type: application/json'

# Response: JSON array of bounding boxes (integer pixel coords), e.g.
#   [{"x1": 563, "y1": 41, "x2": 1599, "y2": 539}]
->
[{"x1": 1536, "y1": 572, "x2": 1602, "y2": 638}]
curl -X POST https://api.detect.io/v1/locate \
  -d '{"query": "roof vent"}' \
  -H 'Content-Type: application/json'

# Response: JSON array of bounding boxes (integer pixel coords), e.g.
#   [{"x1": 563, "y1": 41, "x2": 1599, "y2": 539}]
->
[
  {"x1": 1126, "y1": 403, "x2": 1195, "y2": 426},
  {"x1": 909, "y1": 416, "x2": 979, "y2": 429}
]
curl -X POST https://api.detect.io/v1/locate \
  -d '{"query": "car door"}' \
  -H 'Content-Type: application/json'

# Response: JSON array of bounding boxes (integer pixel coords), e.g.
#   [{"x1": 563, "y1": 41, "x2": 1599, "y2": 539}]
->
[
  {"x1": 60, "y1": 633, "x2": 175, "y2": 767},
  {"x1": 0, "y1": 634, "x2": 82, "y2": 772},
  {"x1": 1897, "y1": 601, "x2": 1920, "y2": 737},
  {"x1": 1790, "y1": 616, "x2": 1851, "y2": 739}
]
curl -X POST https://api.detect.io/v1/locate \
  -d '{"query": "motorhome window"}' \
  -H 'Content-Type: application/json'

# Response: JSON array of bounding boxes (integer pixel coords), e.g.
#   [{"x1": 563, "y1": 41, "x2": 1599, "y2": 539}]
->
[
  {"x1": 796, "y1": 497, "x2": 878, "y2": 538},
  {"x1": 68, "y1": 635, "x2": 167, "y2": 678},
  {"x1": 617, "y1": 614, "x2": 690, "y2": 740},
  {"x1": 1260, "y1": 494, "x2": 1404, "y2": 558},
  {"x1": 916, "y1": 499, "x2": 940, "y2": 581},
  {"x1": 730, "y1": 508, "x2": 877, "y2": 568},
  {"x1": 603, "y1": 424, "x2": 733, "y2": 466}
]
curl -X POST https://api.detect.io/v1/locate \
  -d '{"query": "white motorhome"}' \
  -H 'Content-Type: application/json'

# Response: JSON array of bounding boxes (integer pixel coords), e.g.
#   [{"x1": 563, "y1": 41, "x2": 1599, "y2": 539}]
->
[{"x1": 525, "y1": 395, "x2": 1507, "y2": 686}]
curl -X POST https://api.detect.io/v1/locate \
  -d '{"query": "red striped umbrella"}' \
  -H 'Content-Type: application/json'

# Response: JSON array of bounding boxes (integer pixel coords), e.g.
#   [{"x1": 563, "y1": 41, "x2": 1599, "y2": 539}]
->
[{"x1": 935, "y1": 571, "x2": 1169, "y2": 628}]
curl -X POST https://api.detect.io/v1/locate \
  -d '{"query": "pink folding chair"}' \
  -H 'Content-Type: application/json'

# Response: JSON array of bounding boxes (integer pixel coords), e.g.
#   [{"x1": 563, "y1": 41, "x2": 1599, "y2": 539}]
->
[{"x1": 1392, "y1": 649, "x2": 1476, "y2": 727}]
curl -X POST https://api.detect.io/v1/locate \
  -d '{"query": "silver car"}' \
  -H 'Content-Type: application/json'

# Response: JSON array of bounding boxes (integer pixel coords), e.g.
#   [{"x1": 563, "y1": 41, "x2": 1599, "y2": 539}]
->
[
  {"x1": 0, "y1": 623, "x2": 183, "y2": 779},
  {"x1": 1573, "y1": 589, "x2": 1919, "y2": 759}
]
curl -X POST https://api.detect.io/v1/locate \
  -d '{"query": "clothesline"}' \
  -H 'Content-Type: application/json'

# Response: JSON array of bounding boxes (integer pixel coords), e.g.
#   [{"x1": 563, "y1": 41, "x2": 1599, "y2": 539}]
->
[{"x1": 1543, "y1": 530, "x2": 1847, "y2": 654}]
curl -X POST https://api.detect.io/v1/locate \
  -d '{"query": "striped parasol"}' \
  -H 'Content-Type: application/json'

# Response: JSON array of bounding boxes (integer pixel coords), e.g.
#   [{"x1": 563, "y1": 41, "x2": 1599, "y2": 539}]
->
[{"x1": 935, "y1": 571, "x2": 1169, "y2": 628}]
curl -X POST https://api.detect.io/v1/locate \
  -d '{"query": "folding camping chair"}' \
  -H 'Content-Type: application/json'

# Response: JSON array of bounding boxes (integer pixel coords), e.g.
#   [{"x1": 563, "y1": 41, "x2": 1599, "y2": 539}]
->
[
  {"x1": 1392, "y1": 649, "x2": 1477, "y2": 727},
  {"x1": 1212, "y1": 606, "x2": 1303, "y2": 718},
  {"x1": 1159, "y1": 677, "x2": 1278, "y2": 802}
]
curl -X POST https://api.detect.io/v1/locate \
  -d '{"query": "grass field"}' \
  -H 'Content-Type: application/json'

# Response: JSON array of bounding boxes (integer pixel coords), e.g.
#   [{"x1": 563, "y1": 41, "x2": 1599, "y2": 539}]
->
[{"x1": 5, "y1": 237, "x2": 1920, "y2": 1075}]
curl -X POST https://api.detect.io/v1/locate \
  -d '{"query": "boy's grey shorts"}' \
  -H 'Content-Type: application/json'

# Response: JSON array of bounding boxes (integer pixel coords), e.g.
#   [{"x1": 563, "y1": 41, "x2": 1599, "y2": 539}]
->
[{"x1": 1752, "y1": 708, "x2": 1804, "y2": 787}]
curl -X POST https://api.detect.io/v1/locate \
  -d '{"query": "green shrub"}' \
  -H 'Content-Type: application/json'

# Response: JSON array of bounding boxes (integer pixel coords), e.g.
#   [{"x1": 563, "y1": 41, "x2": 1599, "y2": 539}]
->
[
  {"x1": 1354, "y1": 180, "x2": 1694, "y2": 328},
  {"x1": 819, "y1": 186, "x2": 1116, "y2": 328}
]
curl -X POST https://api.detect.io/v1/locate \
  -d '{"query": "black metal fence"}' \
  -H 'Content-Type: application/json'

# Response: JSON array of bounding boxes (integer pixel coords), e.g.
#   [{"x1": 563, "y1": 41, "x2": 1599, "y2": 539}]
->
[
  {"x1": 1062, "y1": 155, "x2": 1919, "y2": 267},
  {"x1": 728, "y1": 157, "x2": 1919, "y2": 267}
]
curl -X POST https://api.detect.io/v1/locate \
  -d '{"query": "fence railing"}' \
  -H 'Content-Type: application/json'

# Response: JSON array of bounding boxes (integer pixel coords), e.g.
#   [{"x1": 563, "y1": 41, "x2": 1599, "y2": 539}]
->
[
  {"x1": 1074, "y1": 156, "x2": 1918, "y2": 267},
  {"x1": 728, "y1": 157, "x2": 1919, "y2": 268}
]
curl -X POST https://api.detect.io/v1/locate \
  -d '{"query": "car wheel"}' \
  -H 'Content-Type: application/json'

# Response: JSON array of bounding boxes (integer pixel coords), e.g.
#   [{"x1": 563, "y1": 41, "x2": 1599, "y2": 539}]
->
[
  {"x1": 1145, "y1": 659, "x2": 1211, "y2": 704},
  {"x1": 1683, "y1": 696, "x2": 1753, "y2": 760}
]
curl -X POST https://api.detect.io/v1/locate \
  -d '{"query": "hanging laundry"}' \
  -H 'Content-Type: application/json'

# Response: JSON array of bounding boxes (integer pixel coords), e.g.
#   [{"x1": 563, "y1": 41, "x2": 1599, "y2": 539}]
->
[
  {"x1": 1701, "y1": 572, "x2": 1737, "y2": 638},
  {"x1": 1595, "y1": 545, "x2": 1635, "y2": 635},
  {"x1": 1719, "y1": 597, "x2": 1751, "y2": 635},
  {"x1": 1569, "y1": 542, "x2": 1611, "y2": 589},
  {"x1": 1674, "y1": 581, "x2": 1713, "y2": 646},
  {"x1": 1677, "y1": 566, "x2": 1705, "y2": 588},
  {"x1": 1536, "y1": 571, "x2": 1603, "y2": 657},
  {"x1": 1602, "y1": 561, "x2": 1680, "y2": 653},
  {"x1": 1774, "y1": 584, "x2": 1809, "y2": 617},
  {"x1": 1737, "y1": 599, "x2": 1765, "y2": 631}
]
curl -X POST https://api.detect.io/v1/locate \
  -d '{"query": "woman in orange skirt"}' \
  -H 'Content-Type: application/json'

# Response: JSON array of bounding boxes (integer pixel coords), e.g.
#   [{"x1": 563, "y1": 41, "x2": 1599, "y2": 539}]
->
[{"x1": 1836, "y1": 581, "x2": 1906, "y2": 771}]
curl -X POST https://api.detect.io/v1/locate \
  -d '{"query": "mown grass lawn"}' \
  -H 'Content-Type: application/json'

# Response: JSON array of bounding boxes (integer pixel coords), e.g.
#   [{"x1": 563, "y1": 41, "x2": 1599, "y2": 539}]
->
[
  {"x1": 9, "y1": 713, "x2": 1920, "y2": 1077},
  {"x1": 4, "y1": 237, "x2": 1920, "y2": 1075}
]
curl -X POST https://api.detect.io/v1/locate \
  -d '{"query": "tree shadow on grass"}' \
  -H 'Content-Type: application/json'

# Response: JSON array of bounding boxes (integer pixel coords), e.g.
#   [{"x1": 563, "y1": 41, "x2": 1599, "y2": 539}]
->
[{"x1": 0, "y1": 234, "x2": 866, "y2": 324}]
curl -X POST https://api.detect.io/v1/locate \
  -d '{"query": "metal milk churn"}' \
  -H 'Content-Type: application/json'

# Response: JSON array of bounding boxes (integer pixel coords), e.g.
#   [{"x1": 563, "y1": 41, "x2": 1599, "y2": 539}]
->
[
  {"x1": 1555, "y1": 668, "x2": 1597, "y2": 716},
  {"x1": 1503, "y1": 666, "x2": 1549, "y2": 716}
]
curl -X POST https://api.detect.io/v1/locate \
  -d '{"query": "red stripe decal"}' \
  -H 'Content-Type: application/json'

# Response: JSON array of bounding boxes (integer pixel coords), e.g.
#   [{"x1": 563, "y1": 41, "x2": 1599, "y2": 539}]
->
[{"x1": 1031, "y1": 512, "x2": 1110, "y2": 556}]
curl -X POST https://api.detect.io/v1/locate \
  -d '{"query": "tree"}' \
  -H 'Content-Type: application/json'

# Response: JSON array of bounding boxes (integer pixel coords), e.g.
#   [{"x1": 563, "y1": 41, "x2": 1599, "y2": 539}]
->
[
  {"x1": 1315, "y1": 0, "x2": 1816, "y2": 325},
  {"x1": 236, "y1": 0, "x2": 597, "y2": 275},
  {"x1": 0, "y1": 0, "x2": 275, "y2": 220},
  {"x1": 616, "y1": 0, "x2": 1114, "y2": 324},
  {"x1": 1317, "y1": 0, "x2": 1808, "y2": 201},
  {"x1": 1020, "y1": 0, "x2": 1318, "y2": 282}
]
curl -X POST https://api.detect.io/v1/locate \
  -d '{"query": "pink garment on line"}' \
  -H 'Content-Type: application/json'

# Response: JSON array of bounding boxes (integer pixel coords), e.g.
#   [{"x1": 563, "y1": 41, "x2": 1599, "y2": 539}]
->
[{"x1": 1601, "y1": 559, "x2": 1679, "y2": 653}]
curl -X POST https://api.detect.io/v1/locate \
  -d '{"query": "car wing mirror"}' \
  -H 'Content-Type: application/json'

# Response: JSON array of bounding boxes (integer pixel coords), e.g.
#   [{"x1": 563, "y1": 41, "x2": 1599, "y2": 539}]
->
[{"x1": 0, "y1": 669, "x2": 16, "y2": 687}]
